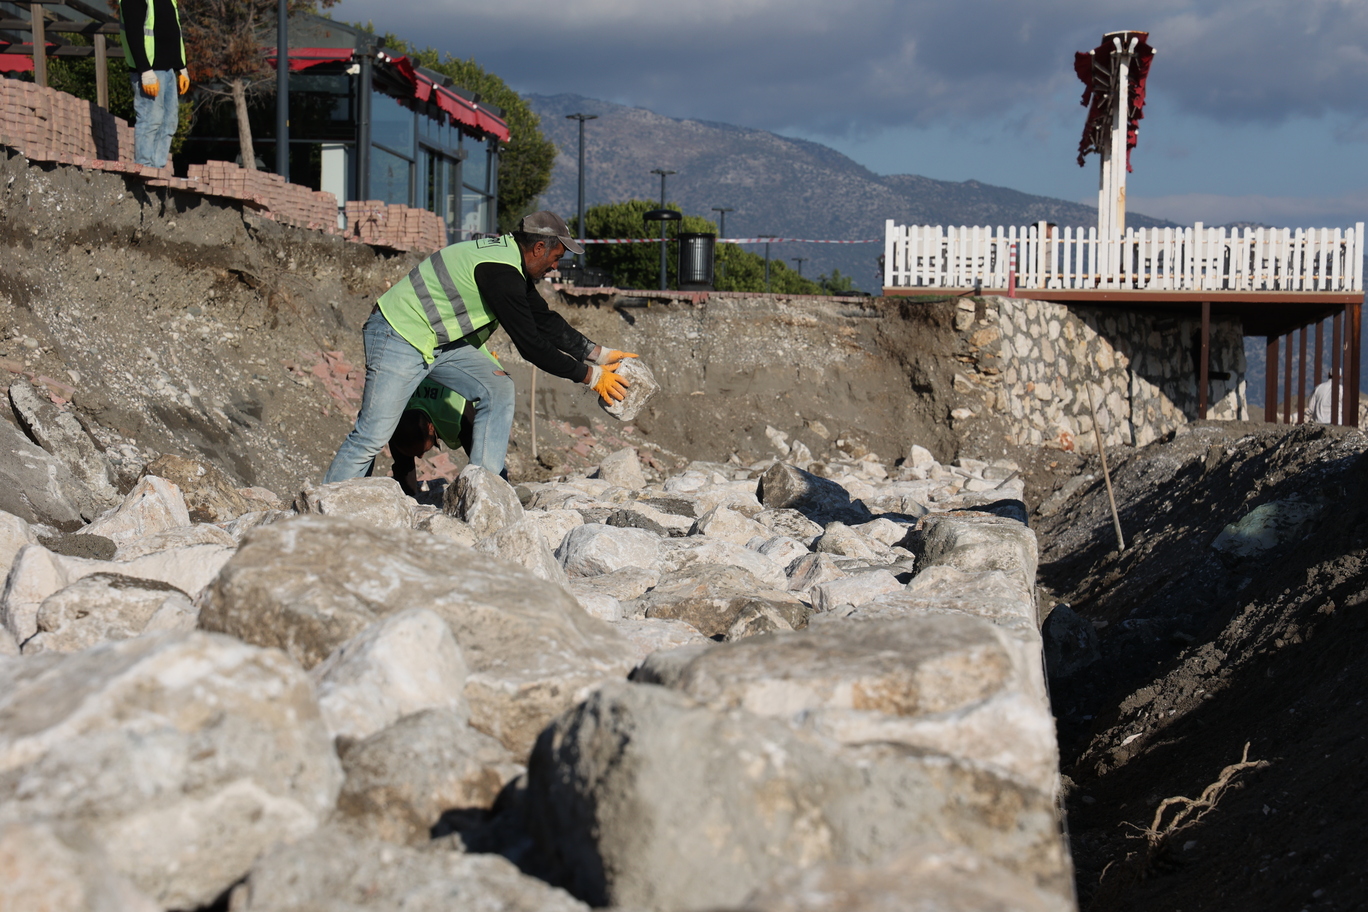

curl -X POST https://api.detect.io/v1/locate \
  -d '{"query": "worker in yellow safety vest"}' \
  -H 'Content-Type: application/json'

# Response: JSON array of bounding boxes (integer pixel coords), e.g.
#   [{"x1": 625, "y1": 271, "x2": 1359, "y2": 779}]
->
[
  {"x1": 325, "y1": 210, "x2": 636, "y2": 484},
  {"x1": 117, "y1": 0, "x2": 189, "y2": 168},
  {"x1": 389, "y1": 378, "x2": 478, "y2": 496}
]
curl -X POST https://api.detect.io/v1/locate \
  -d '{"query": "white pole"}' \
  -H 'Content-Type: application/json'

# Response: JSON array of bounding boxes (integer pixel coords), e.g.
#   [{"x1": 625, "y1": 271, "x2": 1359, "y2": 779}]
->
[{"x1": 1098, "y1": 33, "x2": 1138, "y2": 283}]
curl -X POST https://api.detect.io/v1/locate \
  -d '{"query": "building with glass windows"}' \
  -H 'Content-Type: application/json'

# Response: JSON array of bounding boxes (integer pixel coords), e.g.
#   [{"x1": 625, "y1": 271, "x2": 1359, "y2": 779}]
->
[{"x1": 181, "y1": 14, "x2": 508, "y2": 242}]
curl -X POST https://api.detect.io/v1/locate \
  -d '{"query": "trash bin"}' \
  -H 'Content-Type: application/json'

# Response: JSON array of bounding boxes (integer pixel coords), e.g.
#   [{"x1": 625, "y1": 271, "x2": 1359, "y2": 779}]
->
[{"x1": 678, "y1": 233, "x2": 716, "y2": 291}]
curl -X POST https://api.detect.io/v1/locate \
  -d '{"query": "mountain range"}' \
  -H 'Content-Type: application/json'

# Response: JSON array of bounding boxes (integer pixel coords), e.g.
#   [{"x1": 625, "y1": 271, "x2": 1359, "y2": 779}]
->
[{"x1": 527, "y1": 93, "x2": 1175, "y2": 293}]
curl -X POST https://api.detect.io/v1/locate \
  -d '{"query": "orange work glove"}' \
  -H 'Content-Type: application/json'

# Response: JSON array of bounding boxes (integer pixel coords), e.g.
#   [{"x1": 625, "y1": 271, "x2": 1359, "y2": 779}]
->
[
  {"x1": 592, "y1": 347, "x2": 638, "y2": 366},
  {"x1": 587, "y1": 363, "x2": 630, "y2": 403},
  {"x1": 177, "y1": 69, "x2": 190, "y2": 95},
  {"x1": 140, "y1": 71, "x2": 159, "y2": 97}
]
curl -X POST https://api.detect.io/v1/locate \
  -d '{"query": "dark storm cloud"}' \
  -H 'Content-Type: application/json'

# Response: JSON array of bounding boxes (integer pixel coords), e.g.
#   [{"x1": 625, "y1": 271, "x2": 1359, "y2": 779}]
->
[{"x1": 353, "y1": 0, "x2": 1368, "y2": 135}]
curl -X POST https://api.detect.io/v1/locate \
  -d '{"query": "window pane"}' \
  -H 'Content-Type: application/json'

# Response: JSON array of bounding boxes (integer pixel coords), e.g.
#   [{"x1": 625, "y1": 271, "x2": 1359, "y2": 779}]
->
[
  {"x1": 464, "y1": 141, "x2": 488, "y2": 193},
  {"x1": 462, "y1": 190, "x2": 489, "y2": 237},
  {"x1": 371, "y1": 90, "x2": 413, "y2": 157},
  {"x1": 370, "y1": 145, "x2": 410, "y2": 205}
]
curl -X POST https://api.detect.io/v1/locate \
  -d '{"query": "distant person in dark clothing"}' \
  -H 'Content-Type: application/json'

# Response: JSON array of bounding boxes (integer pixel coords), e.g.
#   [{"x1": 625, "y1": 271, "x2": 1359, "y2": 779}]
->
[{"x1": 118, "y1": 0, "x2": 188, "y2": 167}]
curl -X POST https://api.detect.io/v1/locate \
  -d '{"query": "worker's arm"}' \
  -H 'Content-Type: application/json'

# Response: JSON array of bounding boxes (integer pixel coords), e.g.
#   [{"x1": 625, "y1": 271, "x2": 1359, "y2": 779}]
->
[
  {"x1": 474, "y1": 262, "x2": 594, "y2": 382},
  {"x1": 391, "y1": 452, "x2": 418, "y2": 498},
  {"x1": 121, "y1": 0, "x2": 154, "y2": 75}
]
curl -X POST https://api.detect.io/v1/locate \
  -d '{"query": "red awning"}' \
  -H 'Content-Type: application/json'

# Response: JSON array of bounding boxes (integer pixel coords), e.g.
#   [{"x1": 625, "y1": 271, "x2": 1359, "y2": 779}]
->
[
  {"x1": 381, "y1": 54, "x2": 510, "y2": 143},
  {"x1": 0, "y1": 54, "x2": 36, "y2": 72},
  {"x1": 265, "y1": 47, "x2": 356, "y2": 72}
]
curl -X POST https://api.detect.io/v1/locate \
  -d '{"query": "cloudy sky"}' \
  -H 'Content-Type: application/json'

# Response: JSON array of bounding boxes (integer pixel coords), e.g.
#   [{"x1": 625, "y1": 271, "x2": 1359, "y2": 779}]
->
[{"x1": 331, "y1": 0, "x2": 1368, "y2": 228}]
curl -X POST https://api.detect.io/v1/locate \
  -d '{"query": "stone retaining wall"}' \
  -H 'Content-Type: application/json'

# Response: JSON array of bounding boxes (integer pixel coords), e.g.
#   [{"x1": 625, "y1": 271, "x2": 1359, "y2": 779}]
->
[{"x1": 951, "y1": 295, "x2": 1247, "y2": 449}]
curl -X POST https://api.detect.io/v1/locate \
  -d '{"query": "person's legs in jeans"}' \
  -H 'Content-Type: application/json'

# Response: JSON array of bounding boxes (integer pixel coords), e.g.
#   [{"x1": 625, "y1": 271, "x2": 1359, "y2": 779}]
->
[
  {"x1": 426, "y1": 345, "x2": 516, "y2": 476},
  {"x1": 129, "y1": 71, "x2": 162, "y2": 167},
  {"x1": 323, "y1": 311, "x2": 429, "y2": 482},
  {"x1": 151, "y1": 72, "x2": 178, "y2": 168}
]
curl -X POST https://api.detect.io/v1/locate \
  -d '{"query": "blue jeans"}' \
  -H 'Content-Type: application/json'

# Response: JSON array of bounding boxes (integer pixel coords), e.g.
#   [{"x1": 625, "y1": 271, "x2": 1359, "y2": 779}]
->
[
  {"x1": 324, "y1": 310, "x2": 517, "y2": 481},
  {"x1": 130, "y1": 70, "x2": 179, "y2": 167}
]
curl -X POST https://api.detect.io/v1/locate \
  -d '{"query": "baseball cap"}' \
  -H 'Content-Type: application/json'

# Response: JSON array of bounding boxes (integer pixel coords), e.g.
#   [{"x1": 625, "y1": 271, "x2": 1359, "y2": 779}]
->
[{"x1": 517, "y1": 210, "x2": 584, "y2": 255}]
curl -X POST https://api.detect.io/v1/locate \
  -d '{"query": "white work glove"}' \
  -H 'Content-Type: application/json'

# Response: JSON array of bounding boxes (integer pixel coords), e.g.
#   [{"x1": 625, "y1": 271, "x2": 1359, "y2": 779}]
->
[{"x1": 140, "y1": 71, "x2": 159, "y2": 97}]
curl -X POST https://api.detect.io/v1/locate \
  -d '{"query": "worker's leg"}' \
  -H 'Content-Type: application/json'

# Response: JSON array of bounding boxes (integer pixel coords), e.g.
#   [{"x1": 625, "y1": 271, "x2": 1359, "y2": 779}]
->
[
  {"x1": 323, "y1": 310, "x2": 428, "y2": 482},
  {"x1": 129, "y1": 72, "x2": 162, "y2": 168},
  {"x1": 151, "y1": 75, "x2": 179, "y2": 169},
  {"x1": 426, "y1": 345, "x2": 516, "y2": 476}
]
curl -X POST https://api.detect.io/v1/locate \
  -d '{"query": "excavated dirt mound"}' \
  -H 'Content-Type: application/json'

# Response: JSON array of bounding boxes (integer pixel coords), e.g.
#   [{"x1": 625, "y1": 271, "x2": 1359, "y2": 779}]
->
[{"x1": 1033, "y1": 422, "x2": 1368, "y2": 911}]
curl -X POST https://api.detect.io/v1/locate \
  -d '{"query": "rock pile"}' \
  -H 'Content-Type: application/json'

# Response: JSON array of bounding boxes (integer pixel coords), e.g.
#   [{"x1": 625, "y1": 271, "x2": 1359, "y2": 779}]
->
[{"x1": 0, "y1": 403, "x2": 1071, "y2": 911}]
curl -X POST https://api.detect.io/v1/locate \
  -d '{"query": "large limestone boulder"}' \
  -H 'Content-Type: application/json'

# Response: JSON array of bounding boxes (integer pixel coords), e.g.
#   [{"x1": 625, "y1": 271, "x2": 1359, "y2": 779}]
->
[
  {"x1": 612, "y1": 617, "x2": 712, "y2": 664},
  {"x1": 444, "y1": 465, "x2": 524, "y2": 538},
  {"x1": 521, "y1": 508, "x2": 583, "y2": 551},
  {"x1": 692, "y1": 505, "x2": 769, "y2": 545},
  {"x1": 756, "y1": 507, "x2": 825, "y2": 547},
  {"x1": 475, "y1": 519, "x2": 570, "y2": 586},
  {"x1": 0, "y1": 509, "x2": 38, "y2": 590},
  {"x1": 756, "y1": 462, "x2": 871, "y2": 525},
  {"x1": 608, "y1": 502, "x2": 694, "y2": 537},
  {"x1": 197, "y1": 515, "x2": 635, "y2": 754},
  {"x1": 0, "y1": 821, "x2": 160, "y2": 912},
  {"x1": 82, "y1": 475, "x2": 191, "y2": 542},
  {"x1": 785, "y1": 552, "x2": 847, "y2": 592},
  {"x1": 112, "y1": 522, "x2": 235, "y2": 560},
  {"x1": 595, "y1": 447, "x2": 647, "y2": 490},
  {"x1": 2, "y1": 541, "x2": 234, "y2": 644},
  {"x1": 23, "y1": 573, "x2": 197, "y2": 655},
  {"x1": 641, "y1": 565, "x2": 807, "y2": 638},
  {"x1": 526, "y1": 681, "x2": 1067, "y2": 910},
  {"x1": 310, "y1": 608, "x2": 470, "y2": 742},
  {"x1": 142, "y1": 453, "x2": 252, "y2": 522},
  {"x1": 8, "y1": 378, "x2": 121, "y2": 514},
  {"x1": 0, "y1": 632, "x2": 343, "y2": 909},
  {"x1": 557, "y1": 523, "x2": 661, "y2": 578},
  {"x1": 659, "y1": 537, "x2": 788, "y2": 589},
  {"x1": 230, "y1": 826, "x2": 589, "y2": 912},
  {"x1": 639, "y1": 615, "x2": 1057, "y2": 792},
  {"x1": 744, "y1": 843, "x2": 1073, "y2": 912},
  {"x1": 296, "y1": 477, "x2": 413, "y2": 530},
  {"x1": 0, "y1": 417, "x2": 90, "y2": 529},
  {"x1": 335, "y1": 708, "x2": 522, "y2": 845},
  {"x1": 916, "y1": 512, "x2": 1039, "y2": 594},
  {"x1": 808, "y1": 569, "x2": 903, "y2": 613}
]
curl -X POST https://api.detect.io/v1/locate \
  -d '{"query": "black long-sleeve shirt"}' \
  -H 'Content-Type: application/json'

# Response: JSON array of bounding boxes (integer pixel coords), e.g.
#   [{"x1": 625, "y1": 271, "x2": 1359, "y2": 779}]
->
[
  {"x1": 120, "y1": 0, "x2": 185, "y2": 72},
  {"x1": 473, "y1": 262, "x2": 595, "y2": 382}
]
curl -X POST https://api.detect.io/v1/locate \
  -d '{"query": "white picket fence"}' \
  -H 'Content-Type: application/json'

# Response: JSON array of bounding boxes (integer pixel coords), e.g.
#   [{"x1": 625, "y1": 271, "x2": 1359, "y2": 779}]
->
[{"x1": 883, "y1": 220, "x2": 1365, "y2": 293}]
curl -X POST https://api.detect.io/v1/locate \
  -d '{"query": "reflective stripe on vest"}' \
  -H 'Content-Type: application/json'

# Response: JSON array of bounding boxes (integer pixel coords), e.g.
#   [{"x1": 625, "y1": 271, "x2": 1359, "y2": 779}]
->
[
  {"x1": 377, "y1": 235, "x2": 525, "y2": 363},
  {"x1": 120, "y1": 0, "x2": 185, "y2": 70}
]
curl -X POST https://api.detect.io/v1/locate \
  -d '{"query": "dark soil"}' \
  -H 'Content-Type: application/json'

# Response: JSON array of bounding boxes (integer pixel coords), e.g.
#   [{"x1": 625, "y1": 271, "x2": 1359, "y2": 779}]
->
[{"x1": 1032, "y1": 422, "x2": 1368, "y2": 912}]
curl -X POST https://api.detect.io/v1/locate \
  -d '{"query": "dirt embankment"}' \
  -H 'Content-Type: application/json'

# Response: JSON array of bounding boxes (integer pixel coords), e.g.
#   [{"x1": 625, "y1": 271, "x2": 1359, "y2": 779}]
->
[
  {"x1": 3, "y1": 151, "x2": 991, "y2": 493},
  {"x1": 1032, "y1": 422, "x2": 1368, "y2": 912}
]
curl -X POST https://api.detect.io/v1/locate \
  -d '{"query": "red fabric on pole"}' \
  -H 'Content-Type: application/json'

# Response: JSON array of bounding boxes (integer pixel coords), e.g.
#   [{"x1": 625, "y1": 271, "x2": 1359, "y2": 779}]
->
[
  {"x1": 0, "y1": 54, "x2": 36, "y2": 72},
  {"x1": 265, "y1": 48, "x2": 356, "y2": 72},
  {"x1": 1074, "y1": 33, "x2": 1154, "y2": 172}
]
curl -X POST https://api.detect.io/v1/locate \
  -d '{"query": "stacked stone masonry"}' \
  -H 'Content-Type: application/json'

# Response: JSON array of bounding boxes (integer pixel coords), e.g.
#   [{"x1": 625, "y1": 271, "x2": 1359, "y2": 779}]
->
[
  {"x1": 952, "y1": 295, "x2": 1246, "y2": 450},
  {"x1": 0, "y1": 78, "x2": 444, "y2": 252},
  {"x1": 0, "y1": 381, "x2": 1076, "y2": 911}
]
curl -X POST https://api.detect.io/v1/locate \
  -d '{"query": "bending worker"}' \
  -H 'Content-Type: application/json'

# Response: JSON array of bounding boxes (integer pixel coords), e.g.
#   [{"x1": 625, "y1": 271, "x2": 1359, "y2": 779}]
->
[
  {"x1": 389, "y1": 378, "x2": 475, "y2": 497},
  {"x1": 325, "y1": 210, "x2": 634, "y2": 482}
]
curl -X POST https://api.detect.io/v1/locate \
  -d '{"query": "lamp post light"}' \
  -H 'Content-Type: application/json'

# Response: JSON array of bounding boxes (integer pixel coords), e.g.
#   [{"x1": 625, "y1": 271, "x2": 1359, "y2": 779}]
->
[
  {"x1": 759, "y1": 235, "x2": 776, "y2": 291},
  {"x1": 711, "y1": 206, "x2": 734, "y2": 238},
  {"x1": 791, "y1": 256, "x2": 806, "y2": 277},
  {"x1": 566, "y1": 113, "x2": 597, "y2": 266},
  {"x1": 650, "y1": 168, "x2": 676, "y2": 291}
]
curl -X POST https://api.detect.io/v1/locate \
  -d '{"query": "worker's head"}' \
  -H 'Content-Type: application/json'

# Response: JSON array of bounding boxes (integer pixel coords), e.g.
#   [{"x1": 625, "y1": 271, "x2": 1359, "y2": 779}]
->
[
  {"x1": 389, "y1": 409, "x2": 438, "y2": 459},
  {"x1": 514, "y1": 211, "x2": 583, "y2": 280}
]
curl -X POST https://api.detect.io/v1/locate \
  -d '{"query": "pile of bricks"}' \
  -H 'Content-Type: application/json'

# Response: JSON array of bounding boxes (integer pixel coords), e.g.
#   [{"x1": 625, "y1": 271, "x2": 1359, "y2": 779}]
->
[
  {"x1": 187, "y1": 161, "x2": 339, "y2": 233},
  {"x1": 0, "y1": 78, "x2": 133, "y2": 163},
  {"x1": 344, "y1": 200, "x2": 446, "y2": 253},
  {"x1": 2, "y1": 77, "x2": 448, "y2": 253}
]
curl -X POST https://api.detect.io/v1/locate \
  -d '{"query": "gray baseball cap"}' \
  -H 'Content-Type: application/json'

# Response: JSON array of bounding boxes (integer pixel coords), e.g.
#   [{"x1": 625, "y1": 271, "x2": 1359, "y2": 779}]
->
[{"x1": 517, "y1": 210, "x2": 584, "y2": 255}]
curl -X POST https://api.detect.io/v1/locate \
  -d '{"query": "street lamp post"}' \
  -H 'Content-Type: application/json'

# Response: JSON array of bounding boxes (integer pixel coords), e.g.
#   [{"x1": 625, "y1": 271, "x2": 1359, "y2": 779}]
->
[
  {"x1": 276, "y1": 0, "x2": 289, "y2": 180},
  {"x1": 791, "y1": 256, "x2": 806, "y2": 277},
  {"x1": 711, "y1": 206, "x2": 734, "y2": 238},
  {"x1": 566, "y1": 113, "x2": 598, "y2": 267},
  {"x1": 760, "y1": 236, "x2": 776, "y2": 291},
  {"x1": 650, "y1": 168, "x2": 676, "y2": 291}
]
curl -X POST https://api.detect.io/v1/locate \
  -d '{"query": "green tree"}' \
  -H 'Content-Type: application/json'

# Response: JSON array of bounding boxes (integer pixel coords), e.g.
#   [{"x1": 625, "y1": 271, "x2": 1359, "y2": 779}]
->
[
  {"x1": 573, "y1": 199, "x2": 828, "y2": 294},
  {"x1": 384, "y1": 37, "x2": 555, "y2": 232}
]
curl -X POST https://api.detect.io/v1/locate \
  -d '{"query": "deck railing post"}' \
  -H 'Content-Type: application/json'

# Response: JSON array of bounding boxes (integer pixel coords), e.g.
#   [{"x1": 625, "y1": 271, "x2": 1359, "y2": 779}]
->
[
  {"x1": 1007, "y1": 243, "x2": 1017, "y2": 298},
  {"x1": 1350, "y1": 302, "x2": 1363, "y2": 426},
  {"x1": 1283, "y1": 330, "x2": 1294, "y2": 424},
  {"x1": 1199, "y1": 301, "x2": 1210, "y2": 419},
  {"x1": 94, "y1": 33, "x2": 108, "y2": 109},
  {"x1": 1298, "y1": 324, "x2": 1308, "y2": 424},
  {"x1": 1331, "y1": 311, "x2": 1342, "y2": 425},
  {"x1": 1266, "y1": 335, "x2": 1279, "y2": 423}
]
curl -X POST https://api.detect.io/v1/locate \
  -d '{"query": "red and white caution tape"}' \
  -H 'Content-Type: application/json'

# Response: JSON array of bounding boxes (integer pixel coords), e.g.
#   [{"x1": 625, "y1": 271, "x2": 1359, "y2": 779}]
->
[{"x1": 580, "y1": 237, "x2": 878, "y2": 245}]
